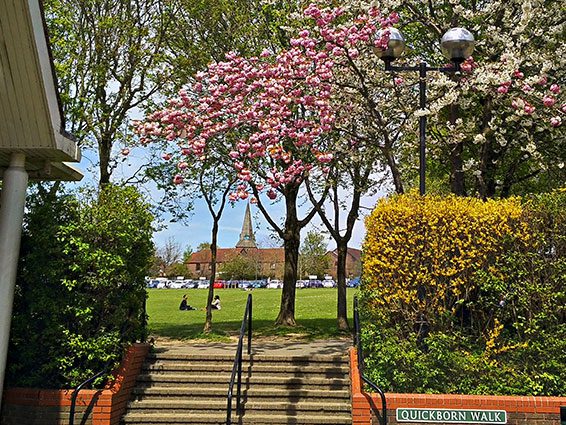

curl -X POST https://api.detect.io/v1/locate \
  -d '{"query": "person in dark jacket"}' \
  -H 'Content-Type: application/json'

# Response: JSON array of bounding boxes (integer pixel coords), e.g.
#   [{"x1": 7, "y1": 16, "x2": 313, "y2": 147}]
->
[{"x1": 179, "y1": 294, "x2": 195, "y2": 310}]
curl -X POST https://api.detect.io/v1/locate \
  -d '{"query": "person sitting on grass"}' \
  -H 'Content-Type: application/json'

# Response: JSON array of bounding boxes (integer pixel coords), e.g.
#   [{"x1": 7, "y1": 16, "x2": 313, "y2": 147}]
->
[
  {"x1": 179, "y1": 294, "x2": 196, "y2": 311},
  {"x1": 211, "y1": 295, "x2": 221, "y2": 310}
]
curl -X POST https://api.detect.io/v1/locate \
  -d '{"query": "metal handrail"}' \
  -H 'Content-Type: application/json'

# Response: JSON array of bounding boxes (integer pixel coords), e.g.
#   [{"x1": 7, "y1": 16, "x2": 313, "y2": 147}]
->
[
  {"x1": 353, "y1": 296, "x2": 387, "y2": 425},
  {"x1": 69, "y1": 367, "x2": 109, "y2": 425},
  {"x1": 68, "y1": 322, "x2": 136, "y2": 425},
  {"x1": 226, "y1": 293, "x2": 252, "y2": 425}
]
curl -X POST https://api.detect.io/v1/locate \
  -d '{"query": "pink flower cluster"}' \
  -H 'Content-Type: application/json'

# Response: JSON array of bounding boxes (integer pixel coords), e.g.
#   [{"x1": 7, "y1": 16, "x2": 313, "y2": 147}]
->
[
  {"x1": 460, "y1": 57, "x2": 477, "y2": 73},
  {"x1": 494, "y1": 69, "x2": 564, "y2": 125},
  {"x1": 302, "y1": 3, "x2": 398, "y2": 55},
  {"x1": 135, "y1": 3, "x2": 397, "y2": 195}
]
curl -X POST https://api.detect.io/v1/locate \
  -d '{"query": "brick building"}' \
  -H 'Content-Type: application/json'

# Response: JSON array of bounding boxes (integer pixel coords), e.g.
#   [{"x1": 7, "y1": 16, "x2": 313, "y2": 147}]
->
[
  {"x1": 326, "y1": 248, "x2": 362, "y2": 280},
  {"x1": 186, "y1": 204, "x2": 363, "y2": 281},
  {"x1": 186, "y1": 203, "x2": 285, "y2": 279}
]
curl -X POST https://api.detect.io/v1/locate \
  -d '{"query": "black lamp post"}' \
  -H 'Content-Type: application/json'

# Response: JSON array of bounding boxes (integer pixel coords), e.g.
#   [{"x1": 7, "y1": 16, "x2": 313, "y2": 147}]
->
[{"x1": 376, "y1": 27, "x2": 475, "y2": 195}]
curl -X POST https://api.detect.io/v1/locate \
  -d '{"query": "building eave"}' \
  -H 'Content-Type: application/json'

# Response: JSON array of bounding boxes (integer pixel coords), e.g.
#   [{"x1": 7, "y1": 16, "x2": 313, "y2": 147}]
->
[{"x1": 0, "y1": 0, "x2": 82, "y2": 181}]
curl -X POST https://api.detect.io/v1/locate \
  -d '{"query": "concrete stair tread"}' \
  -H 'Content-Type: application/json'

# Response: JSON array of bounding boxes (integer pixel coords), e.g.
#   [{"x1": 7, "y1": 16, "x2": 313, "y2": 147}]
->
[
  {"x1": 132, "y1": 386, "x2": 349, "y2": 398},
  {"x1": 128, "y1": 399, "x2": 350, "y2": 410},
  {"x1": 122, "y1": 411, "x2": 351, "y2": 424},
  {"x1": 143, "y1": 363, "x2": 348, "y2": 374},
  {"x1": 137, "y1": 373, "x2": 348, "y2": 384},
  {"x1": 240, "y1": 412, "x2": 352, "y2": 424},
  {"x1": 121, "y1": 411, "x2": 226, "y2": 424},
  {"x1": 148, "y1": 353, "x2": 348, "y2": 363},
  {"x1": 124, "y1": 348, "x2": 351, "y2": 425}
]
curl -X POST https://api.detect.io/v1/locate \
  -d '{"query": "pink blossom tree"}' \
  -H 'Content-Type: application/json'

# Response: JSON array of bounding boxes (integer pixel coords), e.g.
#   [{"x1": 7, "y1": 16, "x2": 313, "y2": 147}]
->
[{"x1": 135, "y1": 5, "x2": 399, "y2": 325}]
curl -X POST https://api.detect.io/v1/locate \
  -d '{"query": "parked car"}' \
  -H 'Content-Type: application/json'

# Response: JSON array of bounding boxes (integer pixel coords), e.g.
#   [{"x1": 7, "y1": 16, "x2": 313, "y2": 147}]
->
[
  {"x1": 347, "y1": 277, "x2": 361, "y2": 288},
  {"x1": 169, "y1": 279, "x2": 186, "y2": 289},
  {"x1": 146, "y1": 279, "x2": 160, "y2": 288},
  {"x1": 267, "y1": 279, "x2": 282, "y2": 289},
  {"x1": 197, "y1": 280, "x2": 209, "y2": 289},
  {"x1": 239, "y1": 281, "x2": 253, "y2": 289},
  {"x1": 225, "y1": 280, "x2": 240, "y2": 289},
  {"x1": 250, "y1": 280, "x2": 267, "y2": 288},
  {"x1": 156, "y1": 280, "x2": 170, "y2": 289},
  {"x1": 182, "y1": 280, "x2": 197, "y2": 289},
  {"x1": 213, "y1": 280, "x2": 225, "y2": 289},
  {"x1": 306, "y1": 280, "x2": 323, "y2": 288},
  {"x1": 296, "y1": 280, "x2": 308, "y2": 288},
  {"x1": 322, "y1": 279, "x2": 336, "y2": 288}
]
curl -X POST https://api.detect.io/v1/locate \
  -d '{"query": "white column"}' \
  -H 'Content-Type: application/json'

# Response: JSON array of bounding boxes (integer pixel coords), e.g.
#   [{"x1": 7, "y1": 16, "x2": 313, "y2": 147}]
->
[{"x1": 0, "y1": 153, "x2": 28, "y2": 410}]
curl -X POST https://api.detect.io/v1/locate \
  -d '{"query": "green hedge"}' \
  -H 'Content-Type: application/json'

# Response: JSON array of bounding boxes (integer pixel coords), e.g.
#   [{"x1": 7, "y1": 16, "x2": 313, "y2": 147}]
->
[
  {"x1": 7, "y1": 184, "x2": 154, "y2": 388},
  {"x1": 360, "y1": 190, "x2": 565, "y2": 396}
]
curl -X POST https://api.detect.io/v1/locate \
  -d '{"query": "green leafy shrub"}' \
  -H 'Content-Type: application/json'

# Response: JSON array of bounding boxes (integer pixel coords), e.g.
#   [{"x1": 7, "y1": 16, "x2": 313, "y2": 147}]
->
[
  {"x1": 360, "y1": 190, "x2": 565, "y2": 396},
  {"x1": 7, "y1": 184, "x2": 154, "y2": 388}
]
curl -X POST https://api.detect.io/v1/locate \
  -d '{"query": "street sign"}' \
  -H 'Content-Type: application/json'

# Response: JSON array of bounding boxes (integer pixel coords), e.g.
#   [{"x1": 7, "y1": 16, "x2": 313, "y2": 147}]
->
[{"x1": 396, "y1": 408, "x2": 507, "y2": 424}]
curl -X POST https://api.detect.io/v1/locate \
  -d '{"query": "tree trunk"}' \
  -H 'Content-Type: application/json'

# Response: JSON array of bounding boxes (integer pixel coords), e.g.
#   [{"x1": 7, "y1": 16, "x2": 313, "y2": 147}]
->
[
  {"x1": 449, "y1": 103, "x2": 466, "y2": 195},
  {"x1": 382, "y1": 147, "x2": 404, "y2": 194},
  {"x1": 276, "y1": 233, "x2": 299, "y2": 326},
  {"x1": 203, "y1": 218, "x2": 219, "y2": 333},
  {"x1": 275, "y1": 186, "x2": 300, "y2": 326},
  {"x1": 450, "y1": 142, "x2": 466, "y2": 195},
  {"x1": 99, "y1": 139, "x2": 111, "y2": 185},
  {"x1": 336, "y1": 242, "x2": 349, "y2": 330}
]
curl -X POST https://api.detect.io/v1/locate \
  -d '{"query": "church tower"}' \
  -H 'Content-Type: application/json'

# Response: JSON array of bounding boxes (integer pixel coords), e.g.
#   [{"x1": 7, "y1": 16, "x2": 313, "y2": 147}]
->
[{"x1": 236, "y1": 203, "x2": 257, "y2": 248}]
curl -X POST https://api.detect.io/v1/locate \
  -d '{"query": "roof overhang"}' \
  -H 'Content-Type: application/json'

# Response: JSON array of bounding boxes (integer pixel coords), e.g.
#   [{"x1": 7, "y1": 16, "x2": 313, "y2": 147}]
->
[{"x1": 0, "y1": 0, "x2": 82, "y2": 181}]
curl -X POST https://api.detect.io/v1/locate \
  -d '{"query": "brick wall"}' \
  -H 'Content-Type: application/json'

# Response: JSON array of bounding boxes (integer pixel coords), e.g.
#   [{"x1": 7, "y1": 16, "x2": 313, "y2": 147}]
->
[
  {"x1": 1, "y1": 343, "x2": 150, "y2": 425},
  {"x1": 350, "y1": 347, "x2": 566, "y2": 425}
]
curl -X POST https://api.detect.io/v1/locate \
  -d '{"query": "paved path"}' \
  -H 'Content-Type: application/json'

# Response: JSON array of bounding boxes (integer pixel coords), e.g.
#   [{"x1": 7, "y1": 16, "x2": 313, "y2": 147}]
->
[{"x1": 153, "y1": 337, "x2": 352, "y2": 357}]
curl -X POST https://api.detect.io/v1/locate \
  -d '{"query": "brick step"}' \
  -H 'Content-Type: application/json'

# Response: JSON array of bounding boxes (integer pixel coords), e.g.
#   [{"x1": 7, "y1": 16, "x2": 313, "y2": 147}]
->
[
  {"x1": 132, "y1": 386, "x2": 350, "y2": 401},
  {"x1": 136, "y1": 374, "x2": 349, "y2": 388},
  {"x1": 142, "y1": 362, "x2": 349, "y2": 375},
  {"x1": 121, "y1": 411, "x2": 351, "y2": 424},
  {"x1": 127, "y1": 399, "x2": 350, "y2": 413}
]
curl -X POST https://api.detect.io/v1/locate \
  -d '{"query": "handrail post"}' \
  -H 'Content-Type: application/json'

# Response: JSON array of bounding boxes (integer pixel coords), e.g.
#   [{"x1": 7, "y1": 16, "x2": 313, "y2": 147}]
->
[
  {"x1": 236, "y1": 345, "x2": 243, "y2": 414},
  {"x1": 69, "y1": 392, "x2": 77, "y2": 425},
  {"x1": 69, "y1": 369, "x2": 107, "y2": 425},
  {"x1": 247, "y1": 295, "x2": 252, "y2": 355},
  {"x1": 353, "y1": 296, "x2": 387, "y2": 425},
  {"x1": 226, "y1": 392, "x2": 233, "y2": 425},
  {"x1": 226, "y1": 293, "x2": 253, "y2": 424}
]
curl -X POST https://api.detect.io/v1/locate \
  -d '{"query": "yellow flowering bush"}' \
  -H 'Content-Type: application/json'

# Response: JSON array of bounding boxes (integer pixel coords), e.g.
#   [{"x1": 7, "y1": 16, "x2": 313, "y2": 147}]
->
[
  {"x1": 363, "y1": 192, "x2": 529, "y2": 332},
  {"x1": 360, "y1": 190, "x2": 565, "y2": 396}
]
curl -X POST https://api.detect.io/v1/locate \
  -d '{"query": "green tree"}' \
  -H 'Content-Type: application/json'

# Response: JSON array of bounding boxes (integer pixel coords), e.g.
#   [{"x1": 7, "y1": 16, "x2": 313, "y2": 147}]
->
[
  {"x1": 220, "y1": 255, "x2": 257, "y2": 280},
  {"x1": 162, "y1": 0, "x2": 297, "y2": 86},
  {"x1": 182, "y1": 245, "x2": 193, "y2": 262},
  {"x1": 44, "y1": 0, "x2": 171, "y2": 185},
  {"x1": 9, "y1": 184, "x2": 154, "y2": 388},
  {"x1": 197, "y1": 242, "x2": 212, "y2": 251},
  {"x1": 299, "y1": 231, "x2": 330, "y2": 279},
  {"x1": 165, "y1": 263, "x2": 191, "y2": 279}
]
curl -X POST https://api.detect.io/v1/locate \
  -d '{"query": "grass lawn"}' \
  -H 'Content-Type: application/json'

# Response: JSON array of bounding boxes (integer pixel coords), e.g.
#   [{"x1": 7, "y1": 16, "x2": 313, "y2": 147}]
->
[{"x1": 146, "y1": 287, "x2": 359, "y2": 341}]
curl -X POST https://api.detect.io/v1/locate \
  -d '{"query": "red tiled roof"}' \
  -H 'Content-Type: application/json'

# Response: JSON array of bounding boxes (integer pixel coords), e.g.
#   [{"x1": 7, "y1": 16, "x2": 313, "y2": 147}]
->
[{"x1": 328, "y1": 247, "x2": 362, "y2": 261}]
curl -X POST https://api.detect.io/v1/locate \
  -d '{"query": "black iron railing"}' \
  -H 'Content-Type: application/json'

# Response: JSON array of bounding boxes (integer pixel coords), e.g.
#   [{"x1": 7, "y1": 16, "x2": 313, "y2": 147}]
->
[
  {"x1": 69, "y1": 368, "x2": 109, "y2": 425},
  {"x1": 226, "y1": 293, "x2": 253, "y2": 425},
  {"x1": 353, "y1": 296, "x2": 387, "y2": 425},
  {"x1": 68, "y1": 321, "x2": 137, "y2": 425}
]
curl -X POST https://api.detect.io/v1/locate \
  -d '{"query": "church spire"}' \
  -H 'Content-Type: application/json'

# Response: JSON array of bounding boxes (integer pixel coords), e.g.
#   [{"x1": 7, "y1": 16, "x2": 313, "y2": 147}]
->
[{"x1": 236, "y1": 203, "x2": 257, "y2": 248}]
